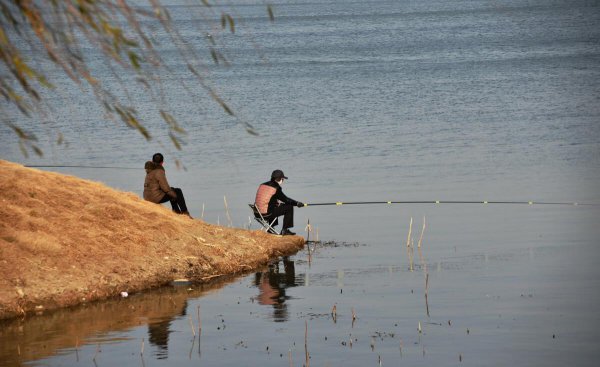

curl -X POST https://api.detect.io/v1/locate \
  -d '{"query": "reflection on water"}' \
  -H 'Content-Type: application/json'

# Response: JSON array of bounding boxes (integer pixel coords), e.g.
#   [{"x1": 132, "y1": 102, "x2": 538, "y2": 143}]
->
[
  {"x1": 0, "y1": 275, "x2": 241, "y2": 366},
  {"x1": 254, "y1": 257, "x2": 298, "y2": 322},
  {"x1": 147, "y1": 301, "x2": 187, "y2": 359}
]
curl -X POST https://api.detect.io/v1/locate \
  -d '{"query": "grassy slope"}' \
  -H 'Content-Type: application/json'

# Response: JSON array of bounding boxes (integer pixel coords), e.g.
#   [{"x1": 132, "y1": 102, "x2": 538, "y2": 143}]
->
[{"x1": 0, "y1": 160, "x2": 304, "y2": 320}]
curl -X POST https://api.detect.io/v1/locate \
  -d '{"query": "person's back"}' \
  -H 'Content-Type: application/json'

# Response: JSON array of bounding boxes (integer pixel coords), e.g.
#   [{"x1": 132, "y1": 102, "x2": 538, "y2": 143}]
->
[
  {"x1": 254, "y1": 170, "x2": 304, "y2": 235},
  {"x1": 255, "y1": 180, "x2": 278, "y2": 215},
  {"x1": 143, "y1": 153, "x2": 192, "y2": 218},
  {"x1": 143, "y1": 161, "x2": 171, "y2": 203}
]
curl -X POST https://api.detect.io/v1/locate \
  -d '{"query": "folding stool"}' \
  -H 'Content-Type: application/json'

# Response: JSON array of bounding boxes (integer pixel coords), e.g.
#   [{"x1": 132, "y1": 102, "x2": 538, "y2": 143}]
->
[{"x1": 248, "y1": 204, "x2": 279, "y2": 234}]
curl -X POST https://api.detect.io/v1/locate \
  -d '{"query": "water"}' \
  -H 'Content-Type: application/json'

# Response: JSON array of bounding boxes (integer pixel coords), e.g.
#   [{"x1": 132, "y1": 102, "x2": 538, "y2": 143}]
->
[{"x1": 1, "y1": 0, "x2": 600, "y2": 365}]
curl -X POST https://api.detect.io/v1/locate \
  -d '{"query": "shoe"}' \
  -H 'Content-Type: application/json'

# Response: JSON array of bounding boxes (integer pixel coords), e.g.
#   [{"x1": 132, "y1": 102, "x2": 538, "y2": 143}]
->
[
  {"x1": 181, "y1": 211, "x2": 193, "y2": 219},
  {"x1": 281, "y1": 229, "x2": 296, "y2": 236}
]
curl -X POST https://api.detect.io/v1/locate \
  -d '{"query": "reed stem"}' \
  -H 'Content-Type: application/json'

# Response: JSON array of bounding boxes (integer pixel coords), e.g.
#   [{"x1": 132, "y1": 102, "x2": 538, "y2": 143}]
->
[
  {"x1": 417, "y1": 215, "x2": 426, "y2": 248},
  {"x1": 197, "y1": 305, "x2": 202, "y2": 335},
  {"x1": 406, "y1": 217, "x2": 414, "y2": 271},
  {"x1": 305, "y1": 320, "x2": 310, "y2": 367},
  {"x1": 425, "y1": 272, "x2": 430, "y2": 317},
  {"x1": 406, "y1": 217, "x2": 413, "y2": 248},
  {"x1": 224, "y1": 196, "x2": 233, "y2": 227},
  {"x1": 188, "y1": 315, "x2": 196, "y2": 337},
  {"x1": 331, "y1": 304, "x2": 337, "y2": 323}
]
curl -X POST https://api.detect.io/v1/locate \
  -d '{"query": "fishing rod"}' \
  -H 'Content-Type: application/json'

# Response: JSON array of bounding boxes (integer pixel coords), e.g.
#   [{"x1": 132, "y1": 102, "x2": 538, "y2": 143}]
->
[
  {"x1": 25, "y1": 165, "x2": 138, "y2": 170},
  {"x1": 304, "y1": 200, "x2": 596, "y2": 206}
]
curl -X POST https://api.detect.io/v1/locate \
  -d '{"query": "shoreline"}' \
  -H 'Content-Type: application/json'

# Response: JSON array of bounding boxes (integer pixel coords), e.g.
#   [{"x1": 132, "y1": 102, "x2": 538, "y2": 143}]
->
[{"x1": 0, "y1": 160, "x2": 305, "y2": 320}]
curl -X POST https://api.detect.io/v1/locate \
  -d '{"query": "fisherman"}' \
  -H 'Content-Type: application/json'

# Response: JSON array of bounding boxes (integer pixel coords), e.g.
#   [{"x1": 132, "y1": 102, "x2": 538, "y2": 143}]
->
[
  {"x1": 254, "y1": 170, "x2": 304, "y2": 235},
  {"x1": 143, "y1": 153, "x2": 192, "y2": 218}
]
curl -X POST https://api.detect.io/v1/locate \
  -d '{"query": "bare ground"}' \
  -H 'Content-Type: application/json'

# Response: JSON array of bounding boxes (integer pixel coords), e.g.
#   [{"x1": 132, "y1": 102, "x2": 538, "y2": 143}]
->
[{"x1": 0, "y1": 160, "x2": 304, "y2": 320}]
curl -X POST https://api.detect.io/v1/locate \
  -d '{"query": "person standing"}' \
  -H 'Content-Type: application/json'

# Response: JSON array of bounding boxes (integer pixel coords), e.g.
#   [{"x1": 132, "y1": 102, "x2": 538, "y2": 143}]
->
[
  {"x1": 143, "y1": 153, "x2": 192, "y2": 218},
  {"x1": 254, "y1": 169, "x2": 304, "y2": 235}
]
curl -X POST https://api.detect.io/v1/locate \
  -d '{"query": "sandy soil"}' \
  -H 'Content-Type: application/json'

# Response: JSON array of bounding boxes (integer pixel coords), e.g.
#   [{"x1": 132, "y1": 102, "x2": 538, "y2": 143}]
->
[{"x1": 0, "y1": 160, "x2": 304, "y2": 320}]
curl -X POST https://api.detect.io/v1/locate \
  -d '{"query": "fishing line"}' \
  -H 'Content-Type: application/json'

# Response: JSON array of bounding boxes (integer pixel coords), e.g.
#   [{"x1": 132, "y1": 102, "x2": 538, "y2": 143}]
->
[
  {"x1": 25, "y1": 165, "x2": 138, "y2": 170},
  {"x1": 304, "y1": 200, "x2": 596, "y2": 206},
  {"x1": 19, "y1": 166, "x2": 600, "y2": 207}
]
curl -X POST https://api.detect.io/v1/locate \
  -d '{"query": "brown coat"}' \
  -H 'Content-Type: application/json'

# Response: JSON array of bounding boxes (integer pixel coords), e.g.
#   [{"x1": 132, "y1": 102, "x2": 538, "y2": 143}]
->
[{"x1": 143, "y1": 162, "x2": 175, "y2": 203}]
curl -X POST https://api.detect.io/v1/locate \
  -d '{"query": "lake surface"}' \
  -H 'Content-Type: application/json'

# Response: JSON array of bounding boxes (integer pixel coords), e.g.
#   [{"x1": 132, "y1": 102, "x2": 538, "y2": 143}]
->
[{"x1": 1, "y1": 0, "x2": 599, "y2": 365}]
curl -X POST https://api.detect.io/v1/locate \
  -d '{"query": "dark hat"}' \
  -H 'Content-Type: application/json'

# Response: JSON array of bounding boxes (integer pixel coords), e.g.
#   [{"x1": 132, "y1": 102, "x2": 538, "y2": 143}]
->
[
  {"x1": 271, "y1": 169, "x2": 288, "y2": 180},
  {"x1": 152, "y1": 152, "x2": 164, "y2": 164}
]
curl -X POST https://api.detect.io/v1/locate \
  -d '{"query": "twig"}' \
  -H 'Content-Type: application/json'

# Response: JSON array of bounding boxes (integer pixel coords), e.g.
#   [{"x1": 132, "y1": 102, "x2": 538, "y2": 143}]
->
[
  {"x1": 188, "y1": 315, "x2": 196, "y2": 337},
  {"x1": 406, "y1": 217, "x2": 414, "y2": 271},
  {"x1": 201, "y1": 203, "x2": 205, "y2": 219},
  {"x1": 406, "y1": 217, "x2": 413, "y2": 248},
  {"x1": 93, "y1": 343, "x2": 100, "y2": 361},
  {"x1": 417, "y1": 215, "x2": 426, "y2": 248},
  {"x1": 201, "y1": 274, "x2": 223, "y2": 280},
  {"x1": 417, "y1": 216, "x2": 427, "y2": 271},
  {"x1": 305, "y1": 320, "x2": 310, "y2": 367},
  {"x1": 425, "y1": 272, "x2": 430, "y2": 317},
  {"x1": 399, "y1": 338, "x2": 403, "y2": 357},
  {"x1": 140, "y1": 338, "x2": 144, "y2": 356},
  {"x1": 331, "y1": 304, "x2": 337, "y2": 323},
  {"x1": 197, "y1": 305, "x2": 202, "y2": 335},
  {"x1": 224, "y1": 195, "x2": 233, "y2": 227},
  {"x1": 189, "y1": 336, "x2": 196, "y2": 359}
]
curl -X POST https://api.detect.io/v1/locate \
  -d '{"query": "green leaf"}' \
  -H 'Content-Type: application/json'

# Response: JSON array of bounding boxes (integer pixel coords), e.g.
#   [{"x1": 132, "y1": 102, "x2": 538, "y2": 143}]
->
[
  {"x1": 160, "y1": 110, "x2": 186, "y2": 134},
  {"x1": 246, "y1": 126, "x2": 259, "y2": 136},
  {"x1": 128, "y1": 51, "x2": 141, "y2": 70},
  {"x1": 18, "y1": 141, "x2": 29, "y2": 158},
  {"x1": 32, "y1": 144, "x2": 43, "y2": 157},
  {"x1": 267, "y1": 5, "x2": 275, "y2": 22},
  {"x1": 210, "y1": 48, "x2": 219, "y2": 64},
  {"x1": 227, "y1": 15, "x2": 235, "y2": 33},
  {"x1": 206, "y1": 33, "x2": 216, "y2": 45},
  {"x1": 169, "y1": 132, "x2": 182, "y2": 150},
  {"x1": 36, "y1": 74, "x2": 54, "y2": 89}
]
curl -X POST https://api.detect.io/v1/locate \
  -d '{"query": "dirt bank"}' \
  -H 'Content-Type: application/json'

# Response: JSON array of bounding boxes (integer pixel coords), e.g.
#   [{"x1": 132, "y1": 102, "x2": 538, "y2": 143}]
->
[{"x1": 0, "y1": 160, "x2": 304, "y2": 320}]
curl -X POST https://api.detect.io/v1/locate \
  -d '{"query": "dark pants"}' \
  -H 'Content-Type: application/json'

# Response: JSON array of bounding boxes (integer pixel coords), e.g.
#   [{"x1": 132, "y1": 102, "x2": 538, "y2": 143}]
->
[
  {"x1": 160, "y1": 187, "x2": 188, "y2": 213},
  {"x1": 271, "y1": 204, "x2": 294, "y2": 229}
]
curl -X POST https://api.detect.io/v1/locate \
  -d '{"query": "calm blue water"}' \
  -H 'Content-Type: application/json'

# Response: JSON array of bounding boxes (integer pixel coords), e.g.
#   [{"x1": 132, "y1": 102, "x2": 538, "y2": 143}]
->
[{"x1": 1, "y1": 0, "x2": 600, "y2": 365}]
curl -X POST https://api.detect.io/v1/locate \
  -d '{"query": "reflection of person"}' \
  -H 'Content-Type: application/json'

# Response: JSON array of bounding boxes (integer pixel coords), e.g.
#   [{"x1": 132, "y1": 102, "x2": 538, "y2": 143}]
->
[
  {"x1": 147, "y1": 300, "x2": 188, "y2": 360},
  {"x1": 255, "y1": 258, "x2": 297, "y2": 322},
  {"x1": 143, "y1": 153, "x2": 192, "y2": 218},
  {"x1": 148, "y1": 318, "x2": 171, "y2": 359},
  {"x1": 254, "y1": 170, "x2": 304, "y2": 235}
]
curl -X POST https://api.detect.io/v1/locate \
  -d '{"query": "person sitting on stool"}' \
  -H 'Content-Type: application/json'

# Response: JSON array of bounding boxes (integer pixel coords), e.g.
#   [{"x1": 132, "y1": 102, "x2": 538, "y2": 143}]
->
[
  {"x1": 143, "y1": 153, "x2": 192, "y2": 218},
  {"x1": 254, "y1": 169, "x2": 304, "y2": 235}
]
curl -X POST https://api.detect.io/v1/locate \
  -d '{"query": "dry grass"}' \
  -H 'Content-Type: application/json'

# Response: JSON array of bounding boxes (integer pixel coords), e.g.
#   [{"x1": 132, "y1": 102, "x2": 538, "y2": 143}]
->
[{"x1": 0, "y1": 160, "x2": 304, "y2": 320}]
